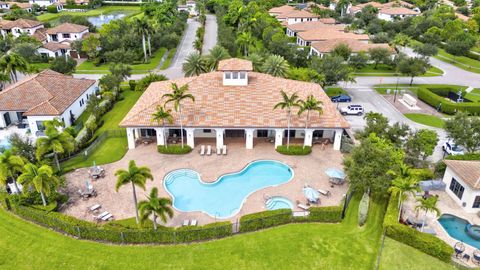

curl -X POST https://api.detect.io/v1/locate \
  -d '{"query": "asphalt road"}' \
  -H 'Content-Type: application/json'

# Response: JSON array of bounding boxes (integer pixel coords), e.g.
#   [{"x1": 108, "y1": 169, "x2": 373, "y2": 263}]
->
[{"x1": 202, "y1": 14, "x2": 218, "y2": 55}]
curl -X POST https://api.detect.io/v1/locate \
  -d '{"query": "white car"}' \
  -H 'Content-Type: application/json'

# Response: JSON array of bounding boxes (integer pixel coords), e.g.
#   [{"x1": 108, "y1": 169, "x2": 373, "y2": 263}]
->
[
  {"x1": 442, "y1": 140, "x2": 465, "y2": 155},
  {"x1": 339, "y1": 105, "x2": 364, "y2": 116}
]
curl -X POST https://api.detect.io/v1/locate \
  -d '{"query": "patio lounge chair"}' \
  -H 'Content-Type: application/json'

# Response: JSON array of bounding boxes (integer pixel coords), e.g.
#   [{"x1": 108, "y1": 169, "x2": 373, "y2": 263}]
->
[
  {"x1": 102, "y1": 213, "x2": 114, "y2": 221},
  {"x1": 297, "y1": 204, "x2": 310, "y2": 210},
  {"x1": 97, "y1": 211, "x2": 109, "y2": 220},
  {"x1": 207, "y1": 145, "x2": 212, "y2": 156},
  {"x1": 418, "y1": 226, "x2": 436, "y2": 235},
  {"x1": 89, "y1": 204, "x2": 101, "y2": 212},
  {"x1": 190, "y1": 219, "x2": 197, "y2": 226},
  {"x1": 200, "y1": 145, "x2": 205, "y2": 155},
  {"x1": 222, "y1": 145, "x2": 227, "y2": 155},
  {"x1": 183, "y1": 220, "x2": 189, "y2": 226},
  {"x1": 317, "y1": 189, "x2": 331, "y2": 197},
  {"x1": 216, "y1": 146, "x2": 222, "y2": 155}
]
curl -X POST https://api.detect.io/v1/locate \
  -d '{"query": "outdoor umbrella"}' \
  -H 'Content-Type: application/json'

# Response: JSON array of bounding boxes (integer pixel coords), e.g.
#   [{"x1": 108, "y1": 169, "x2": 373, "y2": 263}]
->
[
  {"x1": 325, "y1": 168, "x2": 346, "y2": 180},
  {"x1": 303, "y1": 187, "x2": 320, "y2": 203}
]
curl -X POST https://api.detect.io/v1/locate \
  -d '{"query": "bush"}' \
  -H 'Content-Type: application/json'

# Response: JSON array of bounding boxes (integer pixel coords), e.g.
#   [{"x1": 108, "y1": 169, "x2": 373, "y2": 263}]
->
[
  {"x1": 293, "y1": 206, "x2": 343, "y2": 223},
  {"x1": 129, "y1": 80, "x2": 136, "y2": 91},
  {"x1": 276, "y1": 145, "x2": 311, "y2": 155},
  {"x1": 239, "y1": 209, "x2": 292, "y2": 232},
  {"x1": 157, "y1": 145, "x2": 192, "y2": 154},
  {"x1": 47, "y1": 5, "x2": 58, "y2": 13},
  {"x1": 410, "y1": 168, "x2": 434, "y2": 181},
  {"x1": 358, "y1": 192, "x2": 369, "y2": 226},
  {"x1": 417, "y1": 87, "x2": 480, "y2": 115},
  {"x1": 175, "y1": 221, "x2": 232, "y2": 242},
  {"x1": 383, "y1": 195, "x2": 453, "y2": 262}
]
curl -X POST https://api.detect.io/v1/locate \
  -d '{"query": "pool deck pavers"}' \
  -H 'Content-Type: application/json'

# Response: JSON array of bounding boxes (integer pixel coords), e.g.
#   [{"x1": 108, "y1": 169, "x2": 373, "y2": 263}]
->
[{"x1": 63, "y1": 139, "x2": 347, "y2": 227}]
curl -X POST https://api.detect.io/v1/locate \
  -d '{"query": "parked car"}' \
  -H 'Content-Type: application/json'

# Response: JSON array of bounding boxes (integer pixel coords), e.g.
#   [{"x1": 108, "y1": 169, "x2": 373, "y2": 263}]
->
[
  {"x1": 442, "y1": 140, "x2": 465, "y2": 155},
  {"x1": 339, "y1": 105, "x2": 364, "y2": 116},
  {"x1": 331, "y1": 94, "x2": 352, "y2": 103}
]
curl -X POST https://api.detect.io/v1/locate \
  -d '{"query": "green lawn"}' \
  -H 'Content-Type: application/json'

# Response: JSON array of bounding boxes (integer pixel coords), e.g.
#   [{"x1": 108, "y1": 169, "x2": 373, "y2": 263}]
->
[
  {"x1": 76, "y1": 48, "x2": 167, "y2": 74},
  {"x1": 324, "y1": 87, "x2": 347, "y2": 97},
  {"x1": 36, "y1": 6, "x2": 141, "y2": 22},
  {"x1": 30, "y1": 62, "x2": 51, "y2": 71},
  {"x1": 160, "y1": 48, "x2": 176, "y2": 70},
  {"x1": 404, "y1": 113, "x2": 446, "y2": 128},
  {"x1": 354, "y1": 64, "x2": 444, "y2": 77},
  {"x1": 435, "y1": 48, "x2": 480, "y2": 74},
  {"x1": 373, "y1": 84, "x2": 467, "y2": 95},
  {"x1": 465, "y1": 89, "x2": 480, "y2": 102},
  {"x1": 61, "y1": 90, "x2": 142, "y2": 171}
]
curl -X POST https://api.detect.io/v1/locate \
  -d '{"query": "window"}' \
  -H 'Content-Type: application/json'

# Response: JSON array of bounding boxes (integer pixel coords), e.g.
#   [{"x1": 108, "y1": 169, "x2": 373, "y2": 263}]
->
[
  {"x1": 232, "y1": 72, "x2": 238, "y2": 79},
  {"x1": 63, "y1": 33, "x2": 70, "y2": 39},
  {"x1": 225, "y1": 72, "x2": 231, "y2": 79},
  {"x1": 36, "y1": 121, "x2": 45, "y2": 131},
  {"x1": 473, "y1": 196, "x2": 480, "y2": 208},
  {"x1": 203, "y1": 129, "x2": 212, "y2": 133},
  {"x1": 239, "y1": 72, "x2": 246, "y2": 79},
  {"x1": 449, "y1": 178, "x2": 465, "y2": 200}
]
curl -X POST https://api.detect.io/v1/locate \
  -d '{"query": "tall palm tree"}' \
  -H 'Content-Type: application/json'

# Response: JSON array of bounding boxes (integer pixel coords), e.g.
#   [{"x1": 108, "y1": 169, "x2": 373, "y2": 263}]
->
[
  {"x1": 138, "y1": 187, "x2": 173, "y2": 230},
  {"x1": 207, "y1": 45, "x2": 230, "y2": 71},
  {"x1": 274, "y1": 90, "x2": 300, "y2": 149},
  {"x1": 163, "y1": 83, "x2": 195, "y2": 148},
  {"x1": 17, "y1": 163, "x2": 59, "y2": 206},
  {"x1": 0, "y1": 150, "x2": 24, "y2": 194},
  {"x1": 261, "y1": 55, "x2": 289, "y2": 78},
  {"x1": 415, "y1": 196, "x2": 440, "y2": 232},
  {"x1": 0, "y1": 53, "x2": 30, "y2": 82},
  {"x1": 388, "y1": 163, "x2": 419, "y2": 220},
  {"x1": 298, "y1": 95, "x2": 323, "y2": 129},
  {"x1": 36, "y1": 126, "x2": 75, "y2": 171},
  {"x1": 247, "y1": 53, "x2": 264, "y2": 72},
  {"x1": 0, "y1": 72, "x2": 11, "y2": 91},
  {"x1": 151, "y1": 105, "x2": 173, "y2": 148},
  {"x1": 115, "y1": 160, "x2": 153, "y2": 224},
  {"x1": 182, "y1": 52, "x2": 208, "y2": 77},
  {"x1": 236, "y1": 32, "x2": 254, "y2": 56},
  {"x1": 134, "y1": 18, "x2": 149, "y2": 63}
]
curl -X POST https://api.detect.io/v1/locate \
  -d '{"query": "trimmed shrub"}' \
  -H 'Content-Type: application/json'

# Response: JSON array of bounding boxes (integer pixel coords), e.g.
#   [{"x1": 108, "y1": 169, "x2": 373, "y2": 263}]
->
[
  {"x1": 129, "y1": 80, "x2": 136, "y2": 91},
  {"x1": 293, "y1": 206, "x2": 343, "y2": 223},
  {"x1": 276, "y1": 145, "x2": 312, "y2": 155},
  {"x1": 175, "y1": 221, "x2": 232, "y2": 242},
  {"x1": 157, "y1": 145, "x2": 192, "y2": 154},
  {"x1": 47, "y1": 5, "x2": 58, "y2": 13},
  {"x1": 358, "y1": 192, "x2": 369, "y2": 226},
  {"x1": 417, "y1": 87, "x2": 480, "y2": 115},
  {"x1": 383, "y1": 195, "x2": 453, "y2": 262},
  {"x1": 240, "y1": 209, "x2": 292, "y2": 232},
  {"x1": 410, "y1": 168, "x2": 435, "y2": 181}
]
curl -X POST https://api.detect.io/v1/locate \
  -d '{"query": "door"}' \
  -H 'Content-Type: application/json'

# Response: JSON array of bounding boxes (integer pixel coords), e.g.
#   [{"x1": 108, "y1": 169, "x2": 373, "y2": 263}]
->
[
  {"x1": 225, "y1": 130, "x2": 245, "y2": 138},
  {"x1": 3, "y1": 112, "x2": 11, "y2": 126}
]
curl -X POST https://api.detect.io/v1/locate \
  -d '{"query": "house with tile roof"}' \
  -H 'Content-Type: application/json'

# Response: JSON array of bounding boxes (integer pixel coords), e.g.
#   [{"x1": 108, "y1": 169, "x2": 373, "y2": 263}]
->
[
  {"x1": 310, "y1": 39, "x2": 393, "y2": 57},
  {"x1": 268, "y1": 4, "x2": 296, "y2": 17},
  {"x1": 120, "y1": 58, "x2": 350, "y2": 151},
  {"x1": 0, "y1": 18, "x2": 44, "y2": 38},
  {"x1": 0, "y1": 1, "x2": 9, "y2": 9},
  {"x1": 4, "y1": 1, "x2": 32, "y2": 11},
  {"x1": 348, "y1": 1, "x2": 418, "y2": 21},
  {"x1": 46, "y1": 22, "x2": 89, "y2": 42},
  {"x1": 286, "y1": 21, "x2": 345, "y2": 37},
  {"x1": 0, "y1": 70, "x2": 97, "y2": 137},
  {"x1": 276, "y1": 9, "x2": 320, "y2": 25},
  {"x1": 296, "y1": 28, "x2": 369, "y2": 46},
  {"x1": 442, "y1": 160, "x2": 480, "y2": 213},
  {"x1": 38, "y1": 42, "x2": 71, "y2": 58},
  {"x1": 378, "y1": 7, "x2": 419, "y2": 21}
]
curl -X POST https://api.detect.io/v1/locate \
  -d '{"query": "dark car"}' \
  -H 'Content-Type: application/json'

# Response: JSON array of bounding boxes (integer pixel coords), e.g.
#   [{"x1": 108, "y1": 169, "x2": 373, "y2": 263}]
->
[{"x1": 330, "y1": 94, "x2": 352, "y2": 103}]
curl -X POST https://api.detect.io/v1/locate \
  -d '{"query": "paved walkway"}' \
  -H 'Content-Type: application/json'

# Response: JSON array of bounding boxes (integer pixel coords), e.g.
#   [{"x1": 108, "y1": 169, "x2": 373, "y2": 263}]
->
[{"x1": 202, "y1": 14, "x2": 218, "y2": 54}]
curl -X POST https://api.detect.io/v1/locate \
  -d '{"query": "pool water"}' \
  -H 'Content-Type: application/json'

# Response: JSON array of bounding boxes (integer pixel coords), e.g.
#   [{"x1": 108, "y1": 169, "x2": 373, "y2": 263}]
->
[
  {"x1": 266, "y1": 196, "x2": 293, "y2": 210},
  {"x1": 87, "y1": 11, "x2": 132, "y2": 28},
  {"x1": 164, "y1": 160, "x2": 293, "y2": 218},
  {"x1": 0, "y1": 139, "x2": 11, "y2": 151},
  {"x1": 438, "y1": 214, "x2": 480, "y2": 249}
]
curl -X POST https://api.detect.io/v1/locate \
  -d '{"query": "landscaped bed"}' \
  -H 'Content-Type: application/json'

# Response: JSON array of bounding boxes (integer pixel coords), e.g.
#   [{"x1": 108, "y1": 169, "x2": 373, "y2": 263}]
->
[
  {"x1": 354, "y1": 64, "x2": 444, "y2": 77},
  {"x1": 404, "y1": 113, "x2": 446, "y2": 129}
]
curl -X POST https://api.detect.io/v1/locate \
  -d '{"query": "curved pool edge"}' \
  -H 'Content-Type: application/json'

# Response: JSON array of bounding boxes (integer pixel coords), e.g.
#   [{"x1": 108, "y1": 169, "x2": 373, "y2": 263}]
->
[
  {"x1": 437, "y1": 213, "x2": 480, "y2": 250},
  {"x1": 162, "y1": 159, "x2": 295, "y2": 219}
]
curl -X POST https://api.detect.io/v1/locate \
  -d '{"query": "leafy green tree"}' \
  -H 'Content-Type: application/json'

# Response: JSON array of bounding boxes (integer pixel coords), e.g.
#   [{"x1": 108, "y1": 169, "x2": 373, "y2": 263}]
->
[
  {"x1": 109, "y1": 63, "x2": 132, "y2": 81},
  {"x1": 445, "y1": 32, "x2": 476, "y2": 58},
  {"x1": 36, "y1": 125, "x2": 75, "y2": 171},
  {"x1": 396, "y1": 57, "x2": 429, "y2": 85},
  {"x1": 138, "y1": 187, "x2": 174, "y2": 230},
  {"x1": 415, "y1": 196, "x2": 440, "y2": 232},
  {"x1": 50, "y1": 56, "x2": 77, "y2": 74},
  {"x1": 357, "y1": 112, "x2": 410, "y2": 147},
  {"x1": 247, "y1": 53, "x2": 263, "y2": 72},
  {"x1": 182, "y1": 52, "x2": 208, "y2": 77},
  {"x1": 236, "y1": 31, "x2": 255, "y2": 56},
  {"x1": 298, "y1": 95, "x2": 323, "y2": 129},
  {"x1": 349, "y1": 51, "x2": 368, "y2": 70},
  {"x1": 310, "y1": 55, "x2": 354, "y2": 86},
  {"x1": 162, "y1": 83, "x2": 195, "y2": 148},
  {"x1": 8, "y1": 133, "x2": 36, "y2": 163},
  {"x1": 17, "y1": 164, "x2": 59, "y2": 206},
  {"x1": 0, "y1": 150, "x2": 24, "y2": 194},
  {"x1": 115, "y1": 160, "x2": 154, "y2": 224},
  {"x1": 412, "y1": 43, "x2": 438, "y2": 60},
  {"x1": 368, "y1": 47, "x2": 391, "y2": 69},
  {"x1": 445, "y1": 112, "x2": 480, "y2": 153},
  {"x1": 82, "y1": 34, "x2": 100, "y2": 61},
  {"x1": 331, "y1": 44, "x2": 352, "y2": 60},
  {"x1": 133, "y1": 18, "x2": 150, "y2": 62},
  {"x1": 135, "y1": 73, "x2": 167, "y2": 91},
  {"x1": 286, "y1": 67, "x2": 326, "y2": 85},
  {"x1": 85, "y1": 93, "x2": 100, "y2": 119},
  {"x1": 151, "y1": 106, "x2": 173, "y2": 147},
  {"x1": 206, "y1": 45, "x2": 230, "y2": 71},
  {"x1": 0, "y1": 53, "x2": 30, "y2": 82},
  {"x1": 391, "y1": 33, "x2": 412, "y2": 49},
  {"x1": 261, "y1": 54, "x2": 289, "y2": 78},
  {"x1": 405, "y1": 129, "x2": 439, "y2": 162},
  {"x1": 273, "y1": 90, "x2": 300, "y2": 149},
  {"x1": 421, "y1": 26, "x2": 443, "y2": 45},
  {"x1": 0, "y1": 72, "x2": 11, "y2": 91},
  {"x1": 388, "y1": 163, "x2": 420, "y2": 220}
]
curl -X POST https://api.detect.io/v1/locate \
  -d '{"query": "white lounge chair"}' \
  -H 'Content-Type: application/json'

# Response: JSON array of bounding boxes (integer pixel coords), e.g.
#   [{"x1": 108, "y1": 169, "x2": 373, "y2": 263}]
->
[
  {"x1": 190, "y1": 219, "x2": 197, "y2": 226},
  {"x1": 317, "y1": 189, "x2": 331, "y2": 197},
  {"x1": 216, "y1": 146, "x2": 222, "y2": 155},
  {"x1": 222, "y1": 145, "x2": 227, "y2": 155},
  {"x1": 183, "y1": 220, "x2": 189, "y2": 226},
  {"x1": 102, "y1": 213, "x2": 113, "y2": 221},
  {"x1": 297, "y1": 204, "x2": 310, "y2": 210},
  {"x1": 89, "y1": 204, "x2": 101, "y2": 212},
  {"x1": 207, "y1": 145, "x2": 212, "y2": 156},
  {"x1": 98, "y1": 211, "x2": 109, "y2": 219},
  {"x1": 200, "y1": 145, "x2": 205, "y2": 156}
]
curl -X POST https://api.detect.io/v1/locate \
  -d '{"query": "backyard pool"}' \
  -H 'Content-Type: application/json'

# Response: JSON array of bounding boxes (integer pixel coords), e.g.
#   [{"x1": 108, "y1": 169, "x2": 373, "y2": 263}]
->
[
  {"x1": 438, "y1": 214, "x2": 480, "y2": 249},
  {"x1": 164, "y1": 160, "x2": 293, "y2": 218},
  {"x1": 265, "y1": 196, "x2": 293, "y2": 210}
]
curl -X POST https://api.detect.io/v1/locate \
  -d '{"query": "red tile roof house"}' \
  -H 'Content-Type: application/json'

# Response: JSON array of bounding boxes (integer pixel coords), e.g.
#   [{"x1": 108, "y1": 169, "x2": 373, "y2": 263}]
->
[
  {"x1": 46, "y1": 22, "x2": 89, "y2": 42},
  {"x1": 296, "y1": 28, "x2": 369, "y2": 46},
  {"x1": 309, "y1": 38, "x2": 394, "y2": 57},
  {"x1": 276, "y1": 9, "x2": 320, "y2": 25},
  {"x1": 0, "y1": 70, "x2": 97, "y2": 137},
  {"x1": 286, "y1": 21, "x2": 345, "y2": 37},
  {"x1": 120, "y1": 58, "x2": 350, "y2": 151},
  {"x1": 378, "y1": 7, "x2": 419, "y2": 21},
  {"x1": 0, "y1": 19, "x2": 44, "y2": 39}
]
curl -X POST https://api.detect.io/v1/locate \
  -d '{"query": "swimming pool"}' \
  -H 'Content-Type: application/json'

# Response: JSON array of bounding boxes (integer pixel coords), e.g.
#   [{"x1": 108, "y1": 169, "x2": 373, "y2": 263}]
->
[
  {"x1": 0, "y1": 138, "x2": 11, "y2": 151},
  {"x1": 438, "y1": 214, "x2": 480, "y2": 249},
  {"x1": 164, "y1": 160, "x2": 293, "y2": 218},
  {"x1": 266, "y1": 196, "x2": 293, "y2": 210}
]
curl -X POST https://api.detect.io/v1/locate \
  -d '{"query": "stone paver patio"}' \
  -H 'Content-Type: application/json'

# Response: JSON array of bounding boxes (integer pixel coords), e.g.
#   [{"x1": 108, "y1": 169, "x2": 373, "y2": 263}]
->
[{"x1": 63, "y1": 139, "x2": 347, "y2": 227}]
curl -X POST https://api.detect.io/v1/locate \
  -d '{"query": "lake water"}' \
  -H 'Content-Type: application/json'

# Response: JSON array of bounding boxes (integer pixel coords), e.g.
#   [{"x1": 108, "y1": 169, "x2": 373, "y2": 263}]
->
[{"x1": 87, "y1": 11, "x2": 131, "y2": 28}]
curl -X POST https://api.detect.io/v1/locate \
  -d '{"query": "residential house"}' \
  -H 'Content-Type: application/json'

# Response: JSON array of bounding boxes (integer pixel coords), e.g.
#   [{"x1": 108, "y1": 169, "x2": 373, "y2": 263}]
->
[
  {"x1": 6, "y1": 1, "x2": 32, "y2": 11},
  {"x1": 177, "y1": 0, "x2": 197, "y2": 16},
  {"x1": 0, "y1": 2, "x2": 9, "y2": 9},
  {"x1": 442, "y1": 160, "x2": 480, "y2": 213},
  {"x1": 296, "y1": 28, "x2": 369, "y2": 46},
  {"x1": 378, "y1": 7, "x2": 419, "y2": 21},
  {"x1": 286, "y1": 21, "x2": 345, "y2": 37},
  {"x1": 0, "y1": 70, "x2": 97, "y2": 137},
  {"x1": 276, "y1": 9, "x2": 320, "y2": 25},
  {"x1": 268, "y1": 4, "x2": 296, "y2": 17},
  {"x1": 38, "y1": 42, "x2": 71, "y2": 58},
  {"x1": 309, "y1": 38, "x2": 393, "y2": 57},
  {"x1": 348, "y1": 1, "x2": 418, "y2": 20},
  {"x1": 46, "y1": 22, "x2": 89, "y2": 42},
  {"x1": 0, "y1": 18, "x2": 44, "y2": 38}
]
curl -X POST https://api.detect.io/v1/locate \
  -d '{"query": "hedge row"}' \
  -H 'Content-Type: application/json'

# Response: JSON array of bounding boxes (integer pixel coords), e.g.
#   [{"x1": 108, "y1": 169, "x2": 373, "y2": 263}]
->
[
  {"x1": 157, "y1": 145, "x2": 193, "y2": 154},
  {"x1": 276, "y1": 145, "x2": 312, "y2": 155},
  {"x1": 239, "y1": 209, "x2": 292, "y2": 232},
  {"x1": 293, "y1": 206, "x2": 343, "y2": 223},
  {"x1": 417, "y1": 87, "x2": 480, "y2": 115},
  {"x1": 383, "y1": 195, "x2": 453, "y2": 262}
]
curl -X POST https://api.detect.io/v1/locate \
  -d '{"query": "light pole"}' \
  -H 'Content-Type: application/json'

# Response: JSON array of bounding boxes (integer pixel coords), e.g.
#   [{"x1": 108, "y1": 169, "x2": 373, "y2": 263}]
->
[{"x1": 393, "y1": 77, "x2": 399, "y2": 103}]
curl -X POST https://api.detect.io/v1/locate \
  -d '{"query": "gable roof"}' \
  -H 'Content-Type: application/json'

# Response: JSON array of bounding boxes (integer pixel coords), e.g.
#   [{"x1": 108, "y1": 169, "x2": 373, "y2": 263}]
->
[
  {"x1": 0, "y1": 70, "x2": 95, "y2": 116},
  {"x1": 277, "y1": 9, "x2": 319, "y2": 19},
  {"x1": 1, "y1": 18, "x2": 42, "y2": 30},
  {"x1": 6, "y1": 2, "x2": 31, "y2": 9},
  {"x1": 46, "y1": 23, "x2": 88, "y2": 34},
  {"x1": 379, "y1": 7, "x2": 418, "y2": 15},
  {"x1": 269, "y1": 4, "x2": 296, "y2": 15},
  {"x1": 217, "y1": 58, "x2": 253, "y2": 71},
  {"x1": 311, "y1": 39, "x2": 393, "y2": 53},
  {"x1": 444, "y1": 160, "x2": 480, "y2": 189},
  {"x1": 298, "y1": 28, "x2": 369, "y2": 42},
  {"x1": 32, "y1": 27, "x2": 47, "y2": 42},
  {"x1": 287, "y1": 21, "x2": 345, "y2": 33},
  {"x1": 41, "y1": 42, "x2": 71, "y2": 52}
]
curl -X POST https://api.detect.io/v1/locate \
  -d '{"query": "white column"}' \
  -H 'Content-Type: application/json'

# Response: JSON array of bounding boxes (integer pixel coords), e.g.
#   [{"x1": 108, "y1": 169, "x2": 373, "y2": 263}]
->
[
  {"x1": 275, "y1": 129, "x2": 284, "y2": 149},
  {"x1": 134, "y1": 128, "x2": 140, "y2": 139},
  {"x1": 245, "y1": 128, "x2": 254, "y2": 149},
  {"x1": 215, "y1": 128, "x2": 224, "y2": 149},
  {"x1": 304, "y1": 129, "x2": 313, "y2": 147},
  {"x1": 126, "y1": 128, "x2": 135, "y2": 149},
  {"x1": 186, "y1": 128, "x2": 195, "y2": 148},
  {"x1": 333, "y1": 129, "x2": 343, "y2": 151},
  {"x1": 155, "y1": 128, "x2": 165, "y2": 146}
]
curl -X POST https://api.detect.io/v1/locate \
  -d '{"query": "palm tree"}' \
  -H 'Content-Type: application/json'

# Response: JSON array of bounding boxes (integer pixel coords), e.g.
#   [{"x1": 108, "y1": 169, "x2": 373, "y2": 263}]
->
[
  {"x1": 206, "y1": 45, "x2": 230, "y2": 71},
  {"x1": 134, "y1": 18, "x2": 149, "y2": 63},
  {"x1": 17, "y1": 164, "x2": 59, "y2": 206},
  {"x1": 337, "y1": 0, "x2": 350, "y2": 17},
  {"x1": 0, "y1": 53, "x2": 30, "y2": 82},
  {"x1": 247, "y1": 53, "x2": 263, "y2": 72},
  {"x1": 151, "y1": 105, "x2": 173, "y2": 148},
  {"x1": 36, "y1": 126, "x2": 75, "y2": 171},
  {"x1": 388, "y1": 163, "x2": 420, "y2": 220},
  {"x1": 0, "y1": 150, "x2": 24, "y2": 194},
  {"x1": 273, "y1": 90, "x2": 300, "y2": 149},
  {"x1": 162, "y1": 83, "x2": 195, "y2": 148},
  {"x1": 415, "y1": 196, "x2": 440, "y2": 232},
  {"x1": 182, "y1": 52, "x2": 208, "y2": 77},
  {"x1": 0, "y1": 72, "x2": 11, "y2": 91},
  {"x1": 261, "y1": 55, "x2": 289, "y2": 78},
  {"x1": 115, "y1": 160, "x2": 154, "y2": 224},
  {"x1": 138, "y1": 187, "x2": 173, "y2": 230},
  {"x1": 298, "y1": 95, "x2": 323, "y2": 129},
  {"x1": 236, "y1": 32, "x2": 254, "y2": 56}
]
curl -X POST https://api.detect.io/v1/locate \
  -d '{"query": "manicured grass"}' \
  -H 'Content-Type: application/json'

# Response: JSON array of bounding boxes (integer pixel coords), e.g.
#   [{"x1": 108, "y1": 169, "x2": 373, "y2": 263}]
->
[
  {"x1": 30, "y1": 62, "x2": 50, "y2": 71},
  {"x1": 404, "y1": 113, "x2": 446, "y2": 128},
  {"x1": 76, "y1": 48, "x2": 167, "y2": 74},
  {"x1": 465, "y1": 89, "x2": 480, "y2": 102},
  {"x1": 373, "y1": 84, "x2": 467, "y2": 95},
  {"x1": 379, "y1": 238, "x2": 457, "y2": 270},
  {"x1": 160, "y1": 48, "x2": 176, "y2": 70},
  {"x1": 61, "y1": 90, "x2": 142, "y2": 171},
  {"x1": 354, "y1": 64, "x2": 444, "y2": 77},
  {"x1": 435, "y1": 48, "x2": 480, "y2": 74},
  {"x1": 324, "y1": 87, "x2": 347, "y2": 97},
  {"x1": 36, "y1": 6, "x2": 141, "y2": 22}
]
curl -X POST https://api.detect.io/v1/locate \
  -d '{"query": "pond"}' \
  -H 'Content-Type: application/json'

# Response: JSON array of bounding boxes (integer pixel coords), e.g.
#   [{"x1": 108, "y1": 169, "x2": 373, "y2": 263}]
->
[{"x1": 87, "y1": 11, "x2": 133, "y2": 28}]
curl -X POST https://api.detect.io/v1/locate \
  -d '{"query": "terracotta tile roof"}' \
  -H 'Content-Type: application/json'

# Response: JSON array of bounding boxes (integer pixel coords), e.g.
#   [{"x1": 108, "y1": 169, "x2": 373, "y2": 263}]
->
[
  {"x1": 41, "y1": 42, "x2": 71, "y2": 52},
  {"x1": 444, "y1": 160, "x2": 480, "y2": 189},
  {"x1": 0, "y1": 69, "x2": 95, "y2": 116},
  {"x1": 46, "y1": 23, "x2": 88, "y2": 34},
  {"x1": 1, "y1": 18, "x2": 41, "y2": 30},
  {"x1": 269, "y1": 4, "x2": 296, "y2": 15},
  {"x1": 287, "y1": 21, "x2": 345, "y2": 33},
  {"x1": 305, "y1": 2, "x2": 329, "y2": 11},
  {"x1": 6, "y1": 2, "x2": 31, "y2": 9},
  {"x1": 217, "y1": 58, "x2": 253, "y2": 71},
  {"x1": 32, "y1": 27, "x2": 47, "y2": 42},
  {"x1": 120, "y1": 70, "x2": 350, "y2": 130},
  {"x1": 350, "y1": 1, "x2": 414, "y2": 13},
  {"x1": 298, "y1": 28, "x2": 369, "y2": 42},
  {"x1": 379, "y1": 7, "x2": 418, "y2": 15},
  {"x1": 350, "y1": 2, "x2": 384, "y2": 13},
  {"x1": 311, "y1": 39, "x2": 393, "y2": 53},
  {"x1": 382, "y1": 0, "x2": 414, "y2": 8},
  {"x1": 277, "y1": 9, "x2": 319, "y2": 19},
  {"x1": 0, "y1": 19, "x2": 12, "y2": 28},
  {"x1": 319, "y1": 18, "x2": 336, "y2": 24}
]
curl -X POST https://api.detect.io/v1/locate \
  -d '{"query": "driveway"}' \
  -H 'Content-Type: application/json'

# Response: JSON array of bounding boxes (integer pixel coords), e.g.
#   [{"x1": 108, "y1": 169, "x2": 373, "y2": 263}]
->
[{"x1": 202, "y1": 14, "x2": 218, "y2": 54}]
